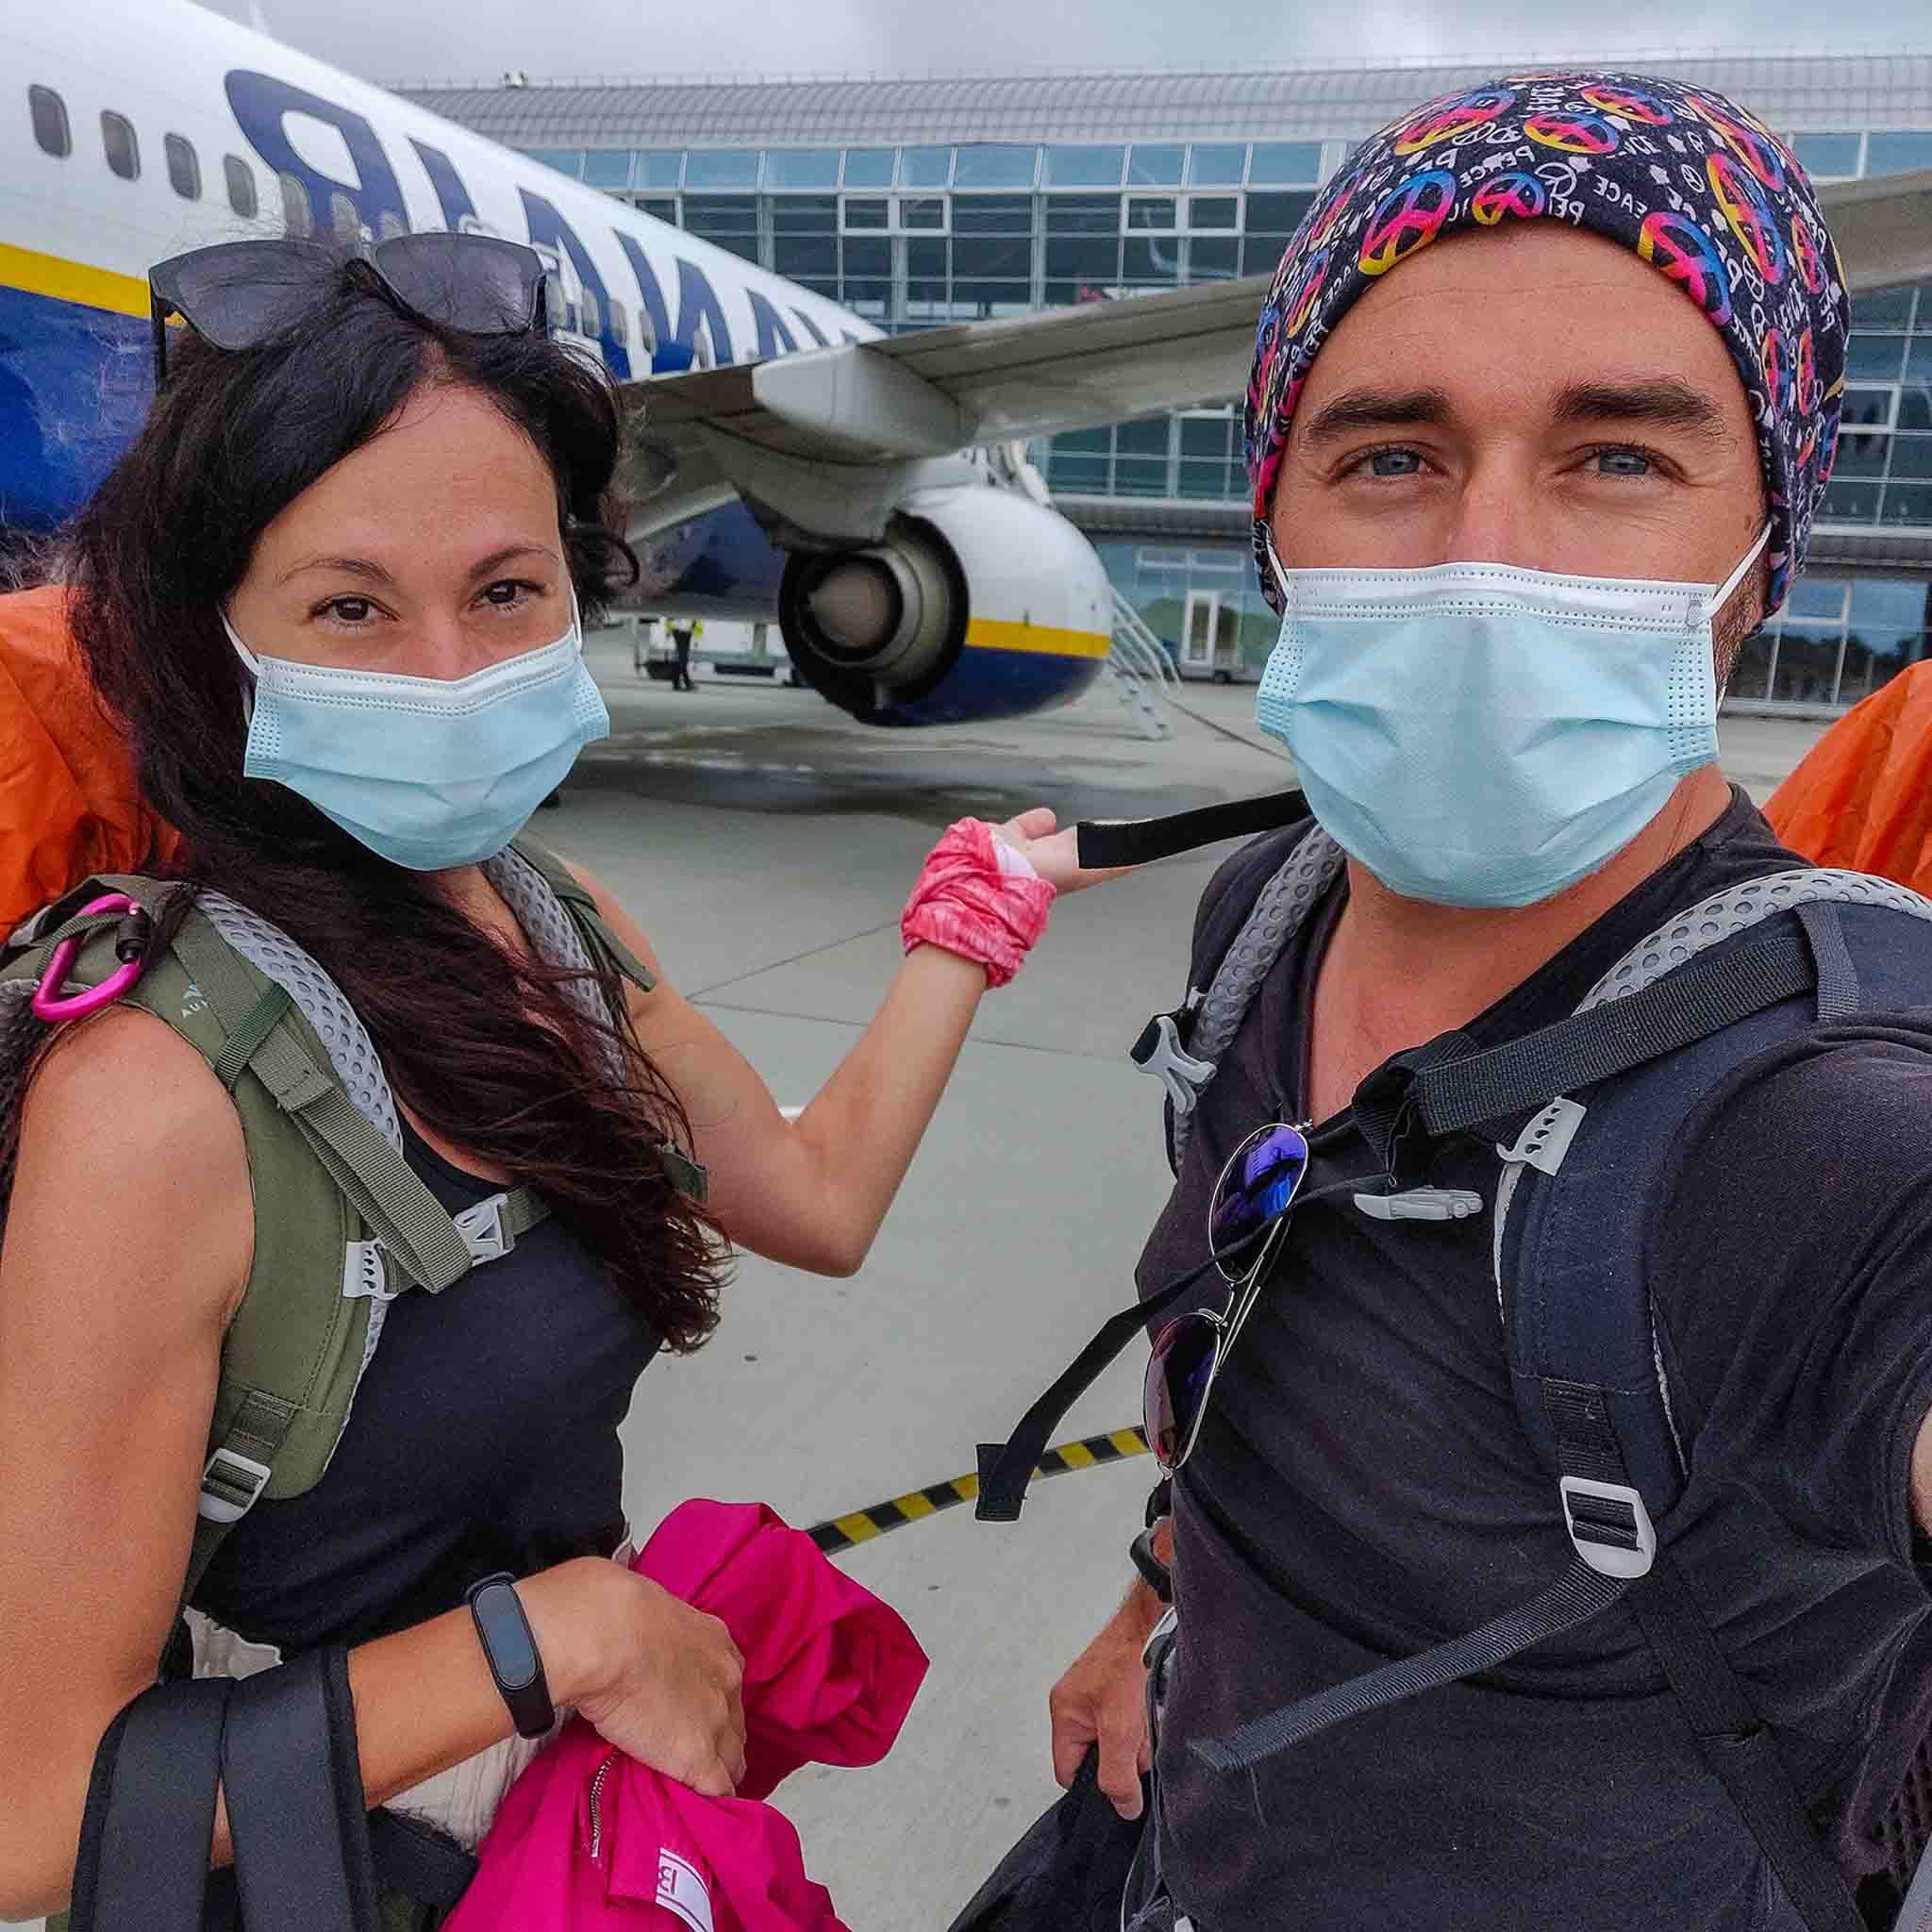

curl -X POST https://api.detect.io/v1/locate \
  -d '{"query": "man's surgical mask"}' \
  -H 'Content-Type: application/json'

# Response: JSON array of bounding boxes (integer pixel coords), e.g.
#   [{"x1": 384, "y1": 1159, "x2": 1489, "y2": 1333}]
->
[
  {"x1": 223, "y1": 594, "x2": 610, "y2": 872},
  {"x1": 1256, "y1": 527, "x2": 1771, "y2": 909}
]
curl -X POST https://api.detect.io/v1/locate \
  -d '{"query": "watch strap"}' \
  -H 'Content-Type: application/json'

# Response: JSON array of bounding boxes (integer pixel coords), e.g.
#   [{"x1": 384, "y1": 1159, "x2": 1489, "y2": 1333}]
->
[
  {"x1": 465, "y1": 1573, "x2": 556, "y2": 1740},
  {"x1": 1130, "y1": 1524, "x2": 1174, "y2": 1605}
]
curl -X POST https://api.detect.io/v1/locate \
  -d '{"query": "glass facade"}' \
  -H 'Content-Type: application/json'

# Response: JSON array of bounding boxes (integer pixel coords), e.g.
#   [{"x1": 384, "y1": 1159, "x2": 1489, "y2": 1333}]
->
[{"x1": 513, "y1": 125, "x2": 1932, "y2": 703}]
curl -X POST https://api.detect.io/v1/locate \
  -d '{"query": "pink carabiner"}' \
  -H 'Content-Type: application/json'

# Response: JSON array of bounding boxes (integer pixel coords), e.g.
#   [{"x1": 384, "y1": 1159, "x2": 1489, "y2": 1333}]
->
[{"x1": 31, "y1": 892, "x2": 150, "y2": 1023}]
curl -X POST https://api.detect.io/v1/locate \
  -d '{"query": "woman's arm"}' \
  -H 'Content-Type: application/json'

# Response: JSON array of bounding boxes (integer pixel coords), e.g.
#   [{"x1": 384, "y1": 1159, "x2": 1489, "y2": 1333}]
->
[
  {"x1": 570, "y1": 809, "x2": 1104, "y2": 1277},
  {"x1": 0, "y1": 1009, "x2": 744, "y2": 1921}
]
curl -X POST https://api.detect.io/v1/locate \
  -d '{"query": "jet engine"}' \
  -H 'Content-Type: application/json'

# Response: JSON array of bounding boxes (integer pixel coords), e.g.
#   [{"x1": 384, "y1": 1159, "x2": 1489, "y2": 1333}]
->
[{"x1": 778, "y1": 488, "x2": 1112, "y2": 725}]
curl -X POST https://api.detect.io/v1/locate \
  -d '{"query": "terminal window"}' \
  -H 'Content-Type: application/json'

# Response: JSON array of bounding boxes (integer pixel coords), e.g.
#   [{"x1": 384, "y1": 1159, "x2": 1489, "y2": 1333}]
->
[{"x1": 28, "y1": 85, "x2": 71, "y2": 158}]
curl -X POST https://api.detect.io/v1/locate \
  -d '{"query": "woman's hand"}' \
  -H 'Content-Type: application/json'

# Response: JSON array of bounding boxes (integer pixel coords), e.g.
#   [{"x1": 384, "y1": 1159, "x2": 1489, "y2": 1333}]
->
[
  {"x1": 531, "y1": 1557, "x2": 747, "y2": 1793},
  {"x1": 993, "y1": 806, "x2": 1134, "y2": 894}
]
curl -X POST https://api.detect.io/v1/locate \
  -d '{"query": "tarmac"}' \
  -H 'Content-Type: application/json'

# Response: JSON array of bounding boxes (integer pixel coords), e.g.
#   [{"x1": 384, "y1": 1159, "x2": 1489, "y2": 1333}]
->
[{"x1": 3, "y1": 647, "x2": 1833, "y2": 1932}]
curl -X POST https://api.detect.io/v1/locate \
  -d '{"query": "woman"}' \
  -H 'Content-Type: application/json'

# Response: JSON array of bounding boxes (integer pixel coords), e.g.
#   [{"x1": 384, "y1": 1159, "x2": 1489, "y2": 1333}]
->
[{"x1": 0, "y1": 237, "x2": 1107, "y2": 1924}]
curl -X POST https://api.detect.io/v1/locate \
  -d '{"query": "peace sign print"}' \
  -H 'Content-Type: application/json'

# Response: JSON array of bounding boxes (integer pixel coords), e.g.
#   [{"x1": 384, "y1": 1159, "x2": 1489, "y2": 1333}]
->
[
  {"x1": 1707, "y1": 153, "x2": 1786, "y2": 286},
  {"x1": 1685, "y1": 95, "x2": 1788, "y2": 192},
  {"x1": 1789, "y1": 210, "x2": 1825, "y2": 295},
  {"x1": 1580, "y1": 84, "x2": 1672, "y2": 125},
  {"x1": 1637, "y1": 209, "x2": 1733, "y2": 326},
  {"x1": 1472, "y1": 172, "x2": 1548, "y2": 225},
  {"x1": 1760, "y1": 328, "x2": 1786, "y2": 423},
  {"x1": 1524, "y1": 111, "x2": 1621, "y2": 156},
  {"x1": 1795, "y1": 330, "x2": 1817, "y2": 416},
  {"x1": 1358, "y1": 171, "x2": 1457, "y2": 275},
  {"x1": 1391, "y1": 89, "x2": 1516, "y2": 156},
  {"x1": 1285, "y1": 248, "x2": 1332, "y2": 335}
]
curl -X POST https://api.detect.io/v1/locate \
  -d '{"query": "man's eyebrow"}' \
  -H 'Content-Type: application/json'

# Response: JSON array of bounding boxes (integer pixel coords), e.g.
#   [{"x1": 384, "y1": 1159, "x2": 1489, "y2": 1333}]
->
[
  {"x1": 1551, "y1": 379, "x2": 1730, "y2": 441},
  {"x1": 274, "y1": 542, "x2": 558, "y2": 589},
  {"x1": 1298, "y1": 387, "x2": 1455, "y2": 445}
]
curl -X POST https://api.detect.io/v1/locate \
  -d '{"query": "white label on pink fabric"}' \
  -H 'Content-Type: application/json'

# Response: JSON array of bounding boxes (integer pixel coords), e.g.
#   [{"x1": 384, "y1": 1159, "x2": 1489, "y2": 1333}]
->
[{"x1": 656, "y1": 1849, "x2": 716, "y2": 1932}]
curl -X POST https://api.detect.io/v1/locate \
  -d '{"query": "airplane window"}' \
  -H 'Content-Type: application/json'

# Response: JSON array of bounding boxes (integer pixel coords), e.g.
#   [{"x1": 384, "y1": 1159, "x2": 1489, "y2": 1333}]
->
[
  {"x1": 608, "y1": 295, "x2": 628, "y2": 345},
  {"x1": 580, "y1": 285, "x2": 602, "y2": 337},
  {"x1": 279, "y1": 172, "x2": 312, "y2": 237},
  {"x1": 101, "y1": 110, "x2": 139, "y2": 181},
  {"x1": 165, "y1": 133, "x2": 201, "y2": 200},
  {"x1": 225, "y1": 155, "x2": 258, "y2": 218},
  {"x1": 28, "y1": 85, "x2": 71, "y2": 158},
  {"x1": 329, "y1": 191, "x2": 360, "y2": 242}
]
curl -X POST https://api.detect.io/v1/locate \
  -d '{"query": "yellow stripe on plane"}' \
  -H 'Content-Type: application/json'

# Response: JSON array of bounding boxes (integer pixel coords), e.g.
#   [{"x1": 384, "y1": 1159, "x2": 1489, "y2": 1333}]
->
[
  {"x1": 0, "y1": 243, "x2": 150, "y2": 321},
  {"x1": 964, "y1": 616, "x2": 1111, "y2": 660}
]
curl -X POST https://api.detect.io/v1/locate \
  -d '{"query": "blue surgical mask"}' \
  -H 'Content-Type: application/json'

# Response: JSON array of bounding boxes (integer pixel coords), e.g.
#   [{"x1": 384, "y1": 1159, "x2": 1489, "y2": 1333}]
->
[
  {"x1": 1255, "y1": 527, "x2": 1770, "y2": 908},
  {"x1": 223, "y1": 594, "x2": 610, "y2": 871}
]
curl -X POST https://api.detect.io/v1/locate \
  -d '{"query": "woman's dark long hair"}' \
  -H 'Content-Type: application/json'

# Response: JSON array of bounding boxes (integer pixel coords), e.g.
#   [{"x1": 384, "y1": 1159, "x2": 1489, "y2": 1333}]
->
[{"x1": 68, "y1": 252, "x2": 726, "y2": 1350}]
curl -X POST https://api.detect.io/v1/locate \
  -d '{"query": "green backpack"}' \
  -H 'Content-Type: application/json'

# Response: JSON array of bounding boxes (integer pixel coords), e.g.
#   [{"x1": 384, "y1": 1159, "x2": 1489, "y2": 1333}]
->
[{"x1": 0, "y1": 836, "x2": 703, "y2": 1623}]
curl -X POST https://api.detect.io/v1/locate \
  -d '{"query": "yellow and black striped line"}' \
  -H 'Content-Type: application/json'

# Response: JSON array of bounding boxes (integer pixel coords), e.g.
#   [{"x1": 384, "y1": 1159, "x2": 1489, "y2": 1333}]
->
[{"x1": 807, "y1": 1424, "x2": 1149, "y2": 1556}]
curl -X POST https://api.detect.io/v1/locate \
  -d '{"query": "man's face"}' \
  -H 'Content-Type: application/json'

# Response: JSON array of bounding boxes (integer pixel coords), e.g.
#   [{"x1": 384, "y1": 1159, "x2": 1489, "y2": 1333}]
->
[{"x1": 1268, "y1": 222, "x2": 1769, "y2": 649}]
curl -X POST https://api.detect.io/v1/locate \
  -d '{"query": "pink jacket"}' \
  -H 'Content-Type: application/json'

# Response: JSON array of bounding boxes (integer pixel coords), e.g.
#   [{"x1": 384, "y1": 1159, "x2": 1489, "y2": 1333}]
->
[{"x1": 444, "y1": 1502, "x2": 928, "y2": 1932}]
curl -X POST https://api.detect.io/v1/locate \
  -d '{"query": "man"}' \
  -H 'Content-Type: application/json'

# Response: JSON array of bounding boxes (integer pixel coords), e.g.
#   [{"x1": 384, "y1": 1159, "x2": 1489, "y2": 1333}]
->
[
  {"x1": 668, "y1": 614, "x2": 699, "y2": 691},
  {"x1": 1046, "y1": 70, "x2": 1929, "y2": 1931}
]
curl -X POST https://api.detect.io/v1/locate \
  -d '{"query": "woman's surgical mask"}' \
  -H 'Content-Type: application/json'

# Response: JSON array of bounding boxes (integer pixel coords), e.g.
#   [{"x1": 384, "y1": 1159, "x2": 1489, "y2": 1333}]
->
[
  {"x1": 1255, "y1": 526, "x2": 1771, "y2": 909},
  {"x1": 223, "y1": 592, "x2": 610, "y2": 872}
]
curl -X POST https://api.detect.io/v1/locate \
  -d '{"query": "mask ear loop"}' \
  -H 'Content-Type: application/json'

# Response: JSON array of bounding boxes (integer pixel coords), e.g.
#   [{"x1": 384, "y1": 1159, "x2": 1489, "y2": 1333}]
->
[
  {"x1": 1701, "y1": 522, "x2": 1773, "y2": 625},
  {"x1": 220, "y1": 607, "x2": 260, "y2": 726}
]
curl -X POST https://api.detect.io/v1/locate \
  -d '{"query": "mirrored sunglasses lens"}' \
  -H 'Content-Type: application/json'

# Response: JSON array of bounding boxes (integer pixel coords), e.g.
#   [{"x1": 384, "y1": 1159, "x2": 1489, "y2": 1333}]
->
[
  {"x1": 1145, "y1": 1312, "x2": 1221, "y2": 1471},
  {"x1": 1210, "y1": 1124, "x2": 1308, "y2": 1254},
  {"x1": 380, "y1": 235, "x2": 538, "y2": 333},
  {"x1": 165, "y1": 242, "x2": 334, "y2": 350}
]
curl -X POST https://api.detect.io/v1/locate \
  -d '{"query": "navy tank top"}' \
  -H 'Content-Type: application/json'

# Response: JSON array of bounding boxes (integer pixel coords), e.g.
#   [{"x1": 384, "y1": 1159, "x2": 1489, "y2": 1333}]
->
[{"x1": 195, "y1": 1119, "x2": 660, "y2": 1654}]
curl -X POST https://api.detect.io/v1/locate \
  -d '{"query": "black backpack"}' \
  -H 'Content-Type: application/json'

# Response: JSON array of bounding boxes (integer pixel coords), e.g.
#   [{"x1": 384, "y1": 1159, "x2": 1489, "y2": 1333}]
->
[{"x1": 984, "y1": 800, "x2": 1932, "y2": 1930}]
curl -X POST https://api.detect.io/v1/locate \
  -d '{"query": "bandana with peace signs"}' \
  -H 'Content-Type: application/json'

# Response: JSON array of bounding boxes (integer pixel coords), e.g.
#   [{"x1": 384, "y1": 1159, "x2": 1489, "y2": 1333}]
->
[{"x1": 1244, "y1": 70, "x2": 1850, "y2": 613}]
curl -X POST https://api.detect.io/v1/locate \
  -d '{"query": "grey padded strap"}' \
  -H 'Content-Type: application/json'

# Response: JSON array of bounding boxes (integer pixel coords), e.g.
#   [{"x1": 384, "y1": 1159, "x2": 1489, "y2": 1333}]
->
[{"x1": 1173, "y1": 828, "x2": 1345, "y2": 1164}]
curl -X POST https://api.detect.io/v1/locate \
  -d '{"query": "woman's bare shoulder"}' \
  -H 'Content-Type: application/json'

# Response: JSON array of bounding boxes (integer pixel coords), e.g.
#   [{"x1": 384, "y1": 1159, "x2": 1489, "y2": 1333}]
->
[{"x1": 10, "y1": 1003, "x2": 253, "y2": 1329}]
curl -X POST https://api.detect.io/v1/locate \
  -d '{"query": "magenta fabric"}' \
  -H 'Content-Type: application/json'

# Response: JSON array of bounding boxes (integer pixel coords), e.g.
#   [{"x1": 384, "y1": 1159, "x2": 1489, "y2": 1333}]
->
[
  {"x1": 444, "y1": 1501, "x2": 929, "y2": 1932},
  {"x1": 900, "y1": 817, "x2": 1057, "y2": 989}
]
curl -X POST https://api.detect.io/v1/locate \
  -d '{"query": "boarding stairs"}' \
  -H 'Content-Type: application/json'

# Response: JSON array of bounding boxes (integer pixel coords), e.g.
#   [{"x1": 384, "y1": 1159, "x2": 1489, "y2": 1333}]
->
[{"x1": 1108, "y1": 590, "x2": 1182, "y2": 741}]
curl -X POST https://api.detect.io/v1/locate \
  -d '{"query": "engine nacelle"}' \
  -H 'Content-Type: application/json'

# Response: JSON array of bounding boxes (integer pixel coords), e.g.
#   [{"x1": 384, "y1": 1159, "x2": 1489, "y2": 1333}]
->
[{"x1": 778, "y1": 488, "x2": 1112, "y2": 725}]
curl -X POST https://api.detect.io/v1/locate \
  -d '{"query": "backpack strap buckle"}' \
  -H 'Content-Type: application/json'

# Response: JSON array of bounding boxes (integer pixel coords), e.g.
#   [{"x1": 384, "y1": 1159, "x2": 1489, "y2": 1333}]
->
[
  {"x1": 198, "y1": 1445, "x2": 273, "y2": 1525},
  {"x1": 1559, "y1": 1475, "x2": 1656, "y2": 1580},
  {"x1": 453, "y1": 1193, "x2": 511, "y2": 1264},
  {"x1": 1131, "y1": 1010, "x2": 1217, "y2": 1117}
]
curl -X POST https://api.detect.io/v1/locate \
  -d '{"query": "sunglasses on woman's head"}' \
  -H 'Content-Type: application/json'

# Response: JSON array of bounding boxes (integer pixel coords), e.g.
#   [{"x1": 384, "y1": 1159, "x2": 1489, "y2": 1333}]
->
[
  {"x1": 147, "y1": 233, "x2": 551, "y2": 391},
  {"x1": 1144, "y1": 1121, "x2": 1309, "y2": 1475}
]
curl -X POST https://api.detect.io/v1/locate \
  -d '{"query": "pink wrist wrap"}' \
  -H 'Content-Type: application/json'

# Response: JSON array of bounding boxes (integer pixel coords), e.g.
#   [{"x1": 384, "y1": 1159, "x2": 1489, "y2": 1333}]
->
[{"x1": 901, "y1": 818, "x2": 1058, "y2": 989}]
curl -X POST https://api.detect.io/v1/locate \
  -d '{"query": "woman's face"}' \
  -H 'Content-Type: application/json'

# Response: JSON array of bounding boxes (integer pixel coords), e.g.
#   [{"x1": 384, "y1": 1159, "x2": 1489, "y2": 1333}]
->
[{"x1": 225, "y1": 380, "x2": 573, "y2": 677}]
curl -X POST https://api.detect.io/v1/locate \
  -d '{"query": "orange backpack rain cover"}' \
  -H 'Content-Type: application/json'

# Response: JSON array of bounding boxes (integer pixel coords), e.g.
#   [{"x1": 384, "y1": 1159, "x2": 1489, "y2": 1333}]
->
[
  {"x1": 1764, "y1": 661, "x2": 1932, "y2": 895},
  {"x1": 0, "y1": 583, "x2": 183, "y2": 933}
]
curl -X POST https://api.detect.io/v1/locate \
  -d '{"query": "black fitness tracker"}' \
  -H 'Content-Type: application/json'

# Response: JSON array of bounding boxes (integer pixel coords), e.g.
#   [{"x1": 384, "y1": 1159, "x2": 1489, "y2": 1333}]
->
[{"x1": 465, "y1": 1573, "x2": 556, "y2": 1740}]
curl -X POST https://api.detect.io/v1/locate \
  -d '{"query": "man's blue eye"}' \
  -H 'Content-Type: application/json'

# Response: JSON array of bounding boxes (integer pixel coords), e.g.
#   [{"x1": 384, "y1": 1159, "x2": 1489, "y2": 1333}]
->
[
  {"x1": 1368, "y1": 449, "x2": 1422, "y2": 477},
  {"x1": 1596, "y1": 448, "x2": 1652, "y2": 477}
]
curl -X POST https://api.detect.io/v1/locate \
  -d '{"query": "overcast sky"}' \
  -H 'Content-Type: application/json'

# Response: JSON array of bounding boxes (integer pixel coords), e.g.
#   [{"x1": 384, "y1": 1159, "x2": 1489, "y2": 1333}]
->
[{"x1": 194, "y1": 0, "x2": 1918, "y2": 90}]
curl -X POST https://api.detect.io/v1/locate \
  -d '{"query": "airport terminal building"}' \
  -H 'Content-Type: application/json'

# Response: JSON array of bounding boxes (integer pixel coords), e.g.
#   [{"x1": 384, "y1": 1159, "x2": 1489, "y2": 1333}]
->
[{"x1": 402, "y1": 56, "x2": 1932, "y2": 712}]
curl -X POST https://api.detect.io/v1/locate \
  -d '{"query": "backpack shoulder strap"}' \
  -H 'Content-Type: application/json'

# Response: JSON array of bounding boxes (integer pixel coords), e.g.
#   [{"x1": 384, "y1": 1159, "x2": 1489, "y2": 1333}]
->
[
  {"x1": 502, "y1": 834, "x2": 656, "y2": 995},
  {"x1": 1133, "y1": 820, "x2": 1344, "y2": 1173},
  {"x1": 1494, "y1": 866, "x2": 1932, "y2": 1541},
  {"x1": 2, "y1": 877, "x2": 548, "y2": 1615}
]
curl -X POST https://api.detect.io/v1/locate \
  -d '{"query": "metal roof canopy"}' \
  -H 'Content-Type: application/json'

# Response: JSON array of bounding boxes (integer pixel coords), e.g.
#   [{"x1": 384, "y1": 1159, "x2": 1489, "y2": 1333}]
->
[{"x1": 397, "y1": 52, "x2": 1932, "y2": 148}]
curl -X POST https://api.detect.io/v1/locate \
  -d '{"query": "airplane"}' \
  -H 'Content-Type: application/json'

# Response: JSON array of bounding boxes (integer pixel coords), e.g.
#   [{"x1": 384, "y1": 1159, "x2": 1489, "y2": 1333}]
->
[{"x1": 5, "y1": 1, "x2": 1928, "y2": 726}]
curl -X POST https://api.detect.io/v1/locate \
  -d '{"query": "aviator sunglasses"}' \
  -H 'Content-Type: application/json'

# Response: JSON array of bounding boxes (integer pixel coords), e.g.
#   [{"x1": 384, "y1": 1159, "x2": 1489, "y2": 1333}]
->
[
  {"x1": 147, "y1": 232, "x2": 551, "y2": 391},
  {"x1": 1143, "y1": 1121, "x2": 1310, "y2": 1475}
]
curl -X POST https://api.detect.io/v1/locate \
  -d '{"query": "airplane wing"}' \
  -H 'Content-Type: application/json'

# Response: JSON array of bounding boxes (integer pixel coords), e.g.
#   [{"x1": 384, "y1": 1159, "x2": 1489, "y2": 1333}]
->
[
  {"x1": 620, "y1": 273, "x2": 1269, "y2": 516},
  {"x1": 621, "y1": 170, "x2": 1932, "y2": 516}
]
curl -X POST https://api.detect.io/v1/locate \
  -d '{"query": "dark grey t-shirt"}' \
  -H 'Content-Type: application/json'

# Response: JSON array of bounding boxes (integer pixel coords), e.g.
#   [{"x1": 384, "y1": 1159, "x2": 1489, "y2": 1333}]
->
[{"x1": 1137, "y1": 791, "x2": 1932, "y2": 1931}]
